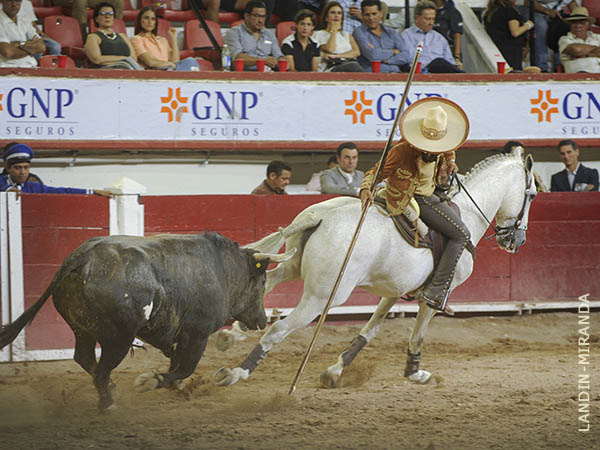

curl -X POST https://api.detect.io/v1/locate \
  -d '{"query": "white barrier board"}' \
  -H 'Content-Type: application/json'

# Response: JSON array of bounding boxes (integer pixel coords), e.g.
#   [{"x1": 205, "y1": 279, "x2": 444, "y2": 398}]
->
[{"x1": 1, "y1": 77, "x2": 598, "y2": 142}]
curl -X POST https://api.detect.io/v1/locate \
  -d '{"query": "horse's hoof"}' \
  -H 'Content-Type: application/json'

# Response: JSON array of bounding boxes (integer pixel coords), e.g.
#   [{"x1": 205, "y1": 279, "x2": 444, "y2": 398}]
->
[
  {"x1": 170, "y1": 379, "x2": 186, "y2": 391},
  {"x1": 215, "y1": 330, "x2": 235, "y2": 352},
  {"x1": 212, "y1": 367, "x2": 236, "y2": 386},
  {"x1": 134, "y1": 372, "x2": 160, "y2": 392},
  {"x1": 98, "y1": 397, "x2": 117, "y2": 412},
  {"x1": 319, "y1": 372, "x2": 338, "y2": 389},
  {"x1": 407, "y1": 370, "x2": 432, "y2": 384}
]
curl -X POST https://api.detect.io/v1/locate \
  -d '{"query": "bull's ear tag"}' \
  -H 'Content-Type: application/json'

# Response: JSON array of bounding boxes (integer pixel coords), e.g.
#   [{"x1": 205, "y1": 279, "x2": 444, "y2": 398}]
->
[{"x1": 256, "y1": 263, "x2": 262, "y2": 269}]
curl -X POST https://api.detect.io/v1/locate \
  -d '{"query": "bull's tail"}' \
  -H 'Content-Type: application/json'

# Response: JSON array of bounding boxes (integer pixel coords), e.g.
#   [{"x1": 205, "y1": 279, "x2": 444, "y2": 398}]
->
[
  {"x1": 244, "y1": 212, "x2": 321, "y2": 253},
  {"x1": 0, "y1": 238, "x2": 99, "y2": 349},
  {"x1": 0, "y1": 286, "x2": 54, "y2": 349}
]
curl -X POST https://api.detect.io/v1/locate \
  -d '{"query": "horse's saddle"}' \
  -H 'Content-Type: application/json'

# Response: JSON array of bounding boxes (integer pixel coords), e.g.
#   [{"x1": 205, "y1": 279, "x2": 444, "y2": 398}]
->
[{"x1": 374, "y1": 191, "x2": 476, "y2": 267}]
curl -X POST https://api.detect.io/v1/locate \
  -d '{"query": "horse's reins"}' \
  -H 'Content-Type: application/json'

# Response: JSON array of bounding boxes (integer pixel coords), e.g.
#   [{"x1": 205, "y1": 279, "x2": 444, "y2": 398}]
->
[{"x1": 450, "y1": 167, "x2": 533, "y2": 242}]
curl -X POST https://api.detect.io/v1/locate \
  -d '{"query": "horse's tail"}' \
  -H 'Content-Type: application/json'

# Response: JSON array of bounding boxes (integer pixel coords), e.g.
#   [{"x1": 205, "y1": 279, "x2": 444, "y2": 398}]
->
[
  {"x1": 0, "y1": 237, "x2": 101, "y2": 349},
  {"x1": 244, "y1": 212, "x2": 321, "y2": 254}
]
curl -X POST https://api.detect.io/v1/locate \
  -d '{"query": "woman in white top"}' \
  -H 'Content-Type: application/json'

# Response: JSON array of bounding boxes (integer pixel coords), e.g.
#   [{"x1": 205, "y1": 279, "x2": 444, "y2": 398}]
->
[{"x1": 312, "y1": 1, "x2": 363, "y2": 72}]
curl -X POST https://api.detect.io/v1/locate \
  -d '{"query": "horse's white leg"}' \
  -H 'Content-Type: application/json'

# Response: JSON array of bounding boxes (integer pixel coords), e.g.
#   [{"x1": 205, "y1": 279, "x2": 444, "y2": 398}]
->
[
  {"x1": 213, "y1": 290, "x2": 336, "y2": 387},
  {"x1": 404, "y1": 300, "x2": 437, "y2": 384},
  {"x1": 321, "y1": 296, "x2": 398, "y2": 388}
]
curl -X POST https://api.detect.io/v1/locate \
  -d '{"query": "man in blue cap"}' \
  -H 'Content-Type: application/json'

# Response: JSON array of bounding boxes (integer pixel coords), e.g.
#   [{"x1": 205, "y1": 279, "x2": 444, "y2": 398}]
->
[{"x1": 0, "y1": 143, "x2": 111, "y2": 196}]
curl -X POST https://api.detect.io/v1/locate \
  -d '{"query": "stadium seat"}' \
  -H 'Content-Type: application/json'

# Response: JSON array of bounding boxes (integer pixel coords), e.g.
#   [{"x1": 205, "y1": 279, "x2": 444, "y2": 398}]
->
[
  {"x1": 195, "y1": 58, "x2": 215, "y2": 70},
  {"x1": 122, "y1": 0, "x2": 140, "y2": 22},
  {"x1": 276, "y1": 21, "x2": 295, "y2": 46},
  {"x1": 88, "y1": 16, "x2": 127, "y2": 35},
  {"x1": 31, "y1": 0, "x2": 63, "y2": 19},
  {"x1": 183, "y1": 18, "x2": 222, "y2": 61},
  {"x1": 154, "y1": 0, "x2": 195, "y2": 22},
  {"x1": 157, "y1": 17, "x2": 172, "y2": 41},
  {"x1": 230, "y1": 19, "x2": 243, "y2": 28},
  {"x1": 39, "y1": 54, "x2": 76, "y2": 68},
  {"x1": 43, "y1": 15, "x2": 85, "y2": 61},
  {"x1": 582, "y1": 0, "x2": 600, "y2": 22}
]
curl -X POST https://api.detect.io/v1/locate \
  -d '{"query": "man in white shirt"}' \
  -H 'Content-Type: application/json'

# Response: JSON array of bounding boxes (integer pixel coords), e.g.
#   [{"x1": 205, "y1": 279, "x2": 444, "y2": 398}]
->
[
  {"x1": 550, "y1": 139, "x2": 599, "y2": 191},
  {"x1": 558, "y1": 6, "x2": 600, "y2": 73},
  {"x1": 516, "y1": 0, "x2": 579, "y2": 71},
  {"x1": 0, "y1": 0, "x2": 44, "y2": 68},
  {"x1": 1, "y1": 0, "x2": 61, "y2": 59}
]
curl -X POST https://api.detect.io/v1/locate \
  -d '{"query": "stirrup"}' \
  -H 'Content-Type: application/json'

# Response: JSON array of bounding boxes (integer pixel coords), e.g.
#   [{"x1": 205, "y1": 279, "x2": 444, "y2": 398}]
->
[{"x1": 420, "y1": 291, "x2": 454, "y2": 315}]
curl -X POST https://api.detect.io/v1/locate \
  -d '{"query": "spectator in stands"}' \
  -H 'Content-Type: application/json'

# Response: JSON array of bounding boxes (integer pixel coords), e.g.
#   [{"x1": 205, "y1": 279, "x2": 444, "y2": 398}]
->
[
  {"x1": 558, "y1": 6, "x2": 600, "y2": 73},
  {"x1": 0, "y1": 143, "x2": 112, "y2": 195},
  {"x1": 313, "y1": 1, "x2": 363, "y2": 72},
  {"x1": 251, "y1": 160, "x2": 292, "y2": 194},
  {"x1": 0, "y1": 142, "x2": 43, "y2": 183},
  {"x1": 53, "y1": 0, "x2": 123, "y2": 38},
  {"x1": 484, "y1": 0, "x2": 534, "y2": 71},
  {"x1": 399, "y1": 0, "x2": 463, "y2": 73},
  {"x1": 221, "y1": 0, "x2": 299, "y2": 24},
  {"x1": 130, "y1": 7, "x2": 200, "y2": 71},
  {"x1": 320, "y1": 142, "x2": 364, "y2": 196},
  {"x1": 281, "y1": 9, "x2": 320, "y2": 71},
  {"x1": 299, "y1": 0, "x2": 325, "y2": 15},
  {"x1": 516, "y1": 0, "x2": 579, "y2": 72},
  {"x1": 0, "y1": 0, "x2": 45, "y2": 68},
  {"x1": 306, "y1": 154, "x2": 337, "y2": 191},
  {"x1": 0, "y1": 0, "x2": 61, "y2": 60},
  {"x1": 339, "y1": 0, "x2": 363, "y2": 34},
  {"x1": 224, "y1": 0, "x2": 284, "y2": 71},
  {"x1": 501, "y1": 140, "x2": 547, "y2": 191},
  {"x1": 433, "y1": 0, "x2": 464, "y2": 69},
  {"x1": 85, "y1": 2, "x2": 142, "y2": 70},
  {"x1": 353, "y1": 0, "x2": 409, "y2": 72},
  {"x1": 550, "y1": 139, "x2": 599, "y2": 191}
]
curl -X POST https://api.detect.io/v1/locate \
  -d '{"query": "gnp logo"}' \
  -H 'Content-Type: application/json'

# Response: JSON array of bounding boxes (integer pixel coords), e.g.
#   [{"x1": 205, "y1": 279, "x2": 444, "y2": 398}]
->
[
  {"x1": 530, "y1": 89, "x2": 600, "y2": 125},
  {"x1": 0, "y1": 87, "x2": 77, "y2": 137},
  {"x1": 344, "y1": 90, "x2": 443, "y2": 126},
  {"x1": 159, "y1": 87, "x2": 259, "y2": 123}
]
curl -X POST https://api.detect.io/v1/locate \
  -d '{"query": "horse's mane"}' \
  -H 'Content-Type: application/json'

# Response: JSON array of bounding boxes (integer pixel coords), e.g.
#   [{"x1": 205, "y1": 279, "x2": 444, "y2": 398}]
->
[{"x1": 449, "y1": 152, "x2": 522, "y2": 197}]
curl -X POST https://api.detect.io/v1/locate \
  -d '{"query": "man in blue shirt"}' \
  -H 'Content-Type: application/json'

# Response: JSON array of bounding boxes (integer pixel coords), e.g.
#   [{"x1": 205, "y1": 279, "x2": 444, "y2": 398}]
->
[
  {"x1": 353, "y1": 0, "x2": 410, "y2": 72},
  {"x1": 224, "y1": 0, "x2": 284, "y2": 71},
  {"x1": 0, "y1": 143, "x2": 111, "y2": 195},
  {"x1": 399, "y1": 0, "x2": 463, "y2": 73}
]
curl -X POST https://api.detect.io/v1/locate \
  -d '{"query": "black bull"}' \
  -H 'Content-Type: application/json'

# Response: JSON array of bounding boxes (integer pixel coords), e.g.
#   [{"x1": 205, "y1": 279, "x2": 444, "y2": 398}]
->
[{"x1": 0, "y1": 232, "x2": 292, "y2": 411}]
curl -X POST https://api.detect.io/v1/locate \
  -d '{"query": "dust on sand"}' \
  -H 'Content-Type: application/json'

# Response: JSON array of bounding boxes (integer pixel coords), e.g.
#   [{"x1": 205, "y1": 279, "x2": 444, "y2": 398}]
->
[{"x1": 0, "y1": 312, "x2": 598, "y2": 449}]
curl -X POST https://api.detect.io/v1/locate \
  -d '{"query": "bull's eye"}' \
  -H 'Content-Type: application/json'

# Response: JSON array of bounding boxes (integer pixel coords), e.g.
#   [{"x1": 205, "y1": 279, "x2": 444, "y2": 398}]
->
[{"x1": 256, "y1": 263, "x2": 261, "y2": 268}]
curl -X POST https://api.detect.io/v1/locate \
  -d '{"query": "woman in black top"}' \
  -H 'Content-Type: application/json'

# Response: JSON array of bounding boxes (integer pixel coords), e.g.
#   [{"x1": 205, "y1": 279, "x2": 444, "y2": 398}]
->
[
  {"x1": 281, "y1": 9, "x2": 320, "y2": 72},
  {"x1": 483, "y1": 0, "x2": 534, "y2": 71},
  {"x1": 85, "y1": 2, "x2": 140, "y2": 69}
]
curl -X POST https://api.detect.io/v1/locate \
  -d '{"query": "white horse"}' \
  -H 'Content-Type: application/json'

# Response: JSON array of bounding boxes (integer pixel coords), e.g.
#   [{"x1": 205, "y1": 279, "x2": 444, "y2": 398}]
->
[{"x1": 213, "y1": 150, "x2": 536, "y2": 387}]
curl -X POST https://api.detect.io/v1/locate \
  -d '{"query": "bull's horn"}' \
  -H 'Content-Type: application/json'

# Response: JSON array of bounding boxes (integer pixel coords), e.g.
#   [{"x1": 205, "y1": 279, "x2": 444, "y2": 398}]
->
[{"x1": 253, "y1": 247, "x2": 296, "y2": 263}]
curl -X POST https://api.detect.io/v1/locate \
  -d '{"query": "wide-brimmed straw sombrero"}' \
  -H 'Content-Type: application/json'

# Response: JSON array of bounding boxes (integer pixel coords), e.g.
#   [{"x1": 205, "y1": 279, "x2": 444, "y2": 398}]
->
[
  {"x1": 399, "y1": 97, "x2": 469, "y2": 153},
  {"x1": 564, "y1": 6, "x2": 595, "y2": 24}
]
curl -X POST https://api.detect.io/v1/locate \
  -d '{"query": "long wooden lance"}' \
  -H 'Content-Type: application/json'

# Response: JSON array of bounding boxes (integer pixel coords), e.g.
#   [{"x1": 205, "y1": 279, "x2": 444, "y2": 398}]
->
[{"x1": 289, "y1": 42, "x2": 424, "y2": 396}]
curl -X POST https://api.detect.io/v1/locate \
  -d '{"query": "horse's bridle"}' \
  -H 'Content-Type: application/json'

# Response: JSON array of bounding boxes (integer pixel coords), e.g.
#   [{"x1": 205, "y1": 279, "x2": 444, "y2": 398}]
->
[{"x1": 451, "y1": 162, "x2": 536, "y2": 248}]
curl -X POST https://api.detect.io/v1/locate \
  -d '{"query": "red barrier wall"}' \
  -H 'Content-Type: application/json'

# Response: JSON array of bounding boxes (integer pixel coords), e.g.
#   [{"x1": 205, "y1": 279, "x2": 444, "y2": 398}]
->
[
  {"x1": 5, "y1": 192, "x2": 598, "y2": 353},
  {"x1": 20, "y1": 195, "x2": 110, "y2": 350}
]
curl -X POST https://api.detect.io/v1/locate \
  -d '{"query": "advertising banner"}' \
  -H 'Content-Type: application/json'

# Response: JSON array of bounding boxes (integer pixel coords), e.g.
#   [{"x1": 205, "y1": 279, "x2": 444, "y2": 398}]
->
[{"x1": 1, "y1": 76, "x2": 598, "y2": 142}]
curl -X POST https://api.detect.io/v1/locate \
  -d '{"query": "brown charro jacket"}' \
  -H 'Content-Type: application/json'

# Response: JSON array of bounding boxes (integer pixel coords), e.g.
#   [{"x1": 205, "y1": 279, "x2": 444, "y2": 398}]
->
[{"x1": 360, "y1": 140, "x2": 456, "y2": 215}]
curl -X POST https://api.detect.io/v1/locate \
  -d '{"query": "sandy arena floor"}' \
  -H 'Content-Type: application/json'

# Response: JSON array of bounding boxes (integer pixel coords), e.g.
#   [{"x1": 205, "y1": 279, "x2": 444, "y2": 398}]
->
[{"x1": 0, "y1": 311, "x2": 598, "y2": 449}]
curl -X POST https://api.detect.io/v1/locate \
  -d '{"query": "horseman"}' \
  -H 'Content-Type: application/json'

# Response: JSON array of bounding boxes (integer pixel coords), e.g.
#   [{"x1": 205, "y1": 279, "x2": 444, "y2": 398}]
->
[{"x1": 360, "y1": 97, "x2": 470, "y2": 312}]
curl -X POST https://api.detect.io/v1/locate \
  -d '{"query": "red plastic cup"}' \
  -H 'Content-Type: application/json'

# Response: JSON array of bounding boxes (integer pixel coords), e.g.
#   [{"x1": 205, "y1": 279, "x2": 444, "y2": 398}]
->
[
  {"x1": 256, "y1": 59, "x2": 266, "y2": 72},
  {"x1": 497, "y1": 61, "x2": 506, "y2": 74},
  {"x1": 57, "y1": 55, "x2": 67, "y2": 68},
  {"x1": 415, "y1": 61, "x2": 422, "y2": 73},
  {"x1": 234, "y1": 59, "x2": 244, "y2": 71},
  {"x1": 371, "y1": 60, "x2": 381, "y2": 73},
  {"x1": 277, "y1": 59, "x2": 288, "y2": 72}
]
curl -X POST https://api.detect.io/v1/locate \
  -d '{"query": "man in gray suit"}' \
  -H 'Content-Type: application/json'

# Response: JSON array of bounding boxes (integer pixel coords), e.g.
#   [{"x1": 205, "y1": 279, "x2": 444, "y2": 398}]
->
[{"x1": 320, "y1": 142, "x2": 365, "y2": 196}]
